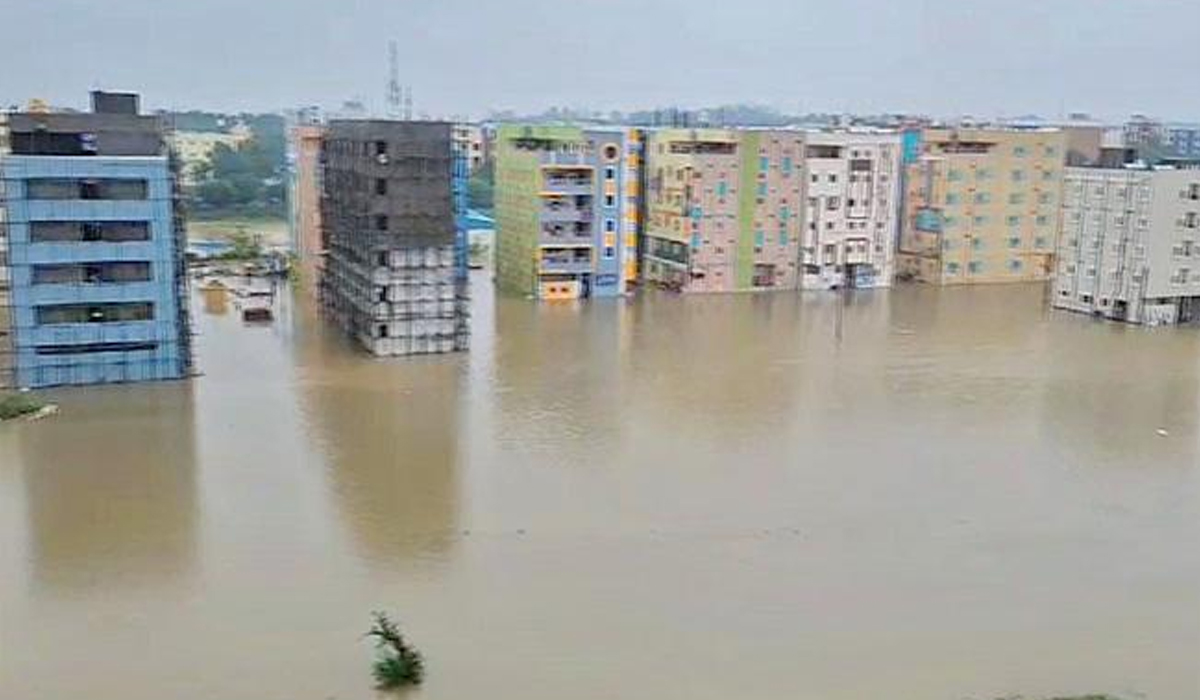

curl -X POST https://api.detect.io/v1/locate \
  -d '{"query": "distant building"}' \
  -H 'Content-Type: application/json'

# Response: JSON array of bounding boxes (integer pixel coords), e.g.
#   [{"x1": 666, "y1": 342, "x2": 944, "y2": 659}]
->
[
  {"x1": 1123, "y1": 115, "x2": 1167, "y2": 162},
  {"x1": 1164, "y1": 123, "x2": 1200, "y2": 160},
  {"x1": 898, "y1": 127, "x2": 1067, "y2": 285},
  {"x1": 643, "y1": 128, "x2": 804, "y2": 292},
  {"x1": 452, "y1": 123, "x2": 486, "y2": 174},
  {"x1": 800, "y1": 131, "x2": 902, "y2": 289},
  {"x1": 319, "y1": 120, "x2": 468, "y2": 355},
  {"x1": 1054, "y1": 166, "x2": 1200, "y2": 325},
  {"x1": 169, "y1": 127, "x2": 251, "y2": 184},
  {"x1": 494, "y1": 124, "x2": 642, "y2": 299},
  {"x1": 0, "y1": 91, "x2": 193, "y2": 387},
  {"x1": 287, "y1": 124, "x2": 324, "y2": 294}
]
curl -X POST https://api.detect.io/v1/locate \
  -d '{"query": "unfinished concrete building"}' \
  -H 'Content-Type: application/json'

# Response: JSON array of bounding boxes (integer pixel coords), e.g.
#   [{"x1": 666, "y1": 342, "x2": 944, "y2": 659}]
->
[{"x1": 319, "y1": 120, "x2": 468, "y2": 356}]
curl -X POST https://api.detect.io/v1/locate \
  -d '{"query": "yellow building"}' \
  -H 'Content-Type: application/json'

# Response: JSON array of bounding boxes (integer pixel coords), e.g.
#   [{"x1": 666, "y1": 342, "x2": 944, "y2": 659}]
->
[{"x1": 898, "y1": 127, "x2": 1067, "y2": 284}]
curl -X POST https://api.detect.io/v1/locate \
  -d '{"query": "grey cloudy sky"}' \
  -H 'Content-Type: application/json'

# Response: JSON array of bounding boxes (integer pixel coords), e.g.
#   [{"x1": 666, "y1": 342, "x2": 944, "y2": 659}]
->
[{"x1": 3, "y1": 0, "x2": 1198, "y2": 120}]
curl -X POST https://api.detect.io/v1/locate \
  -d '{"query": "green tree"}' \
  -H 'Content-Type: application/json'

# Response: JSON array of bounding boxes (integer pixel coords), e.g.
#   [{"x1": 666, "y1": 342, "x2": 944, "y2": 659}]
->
[{"x1": 366, "y1": 612, "x2": 425, "y2": 689}]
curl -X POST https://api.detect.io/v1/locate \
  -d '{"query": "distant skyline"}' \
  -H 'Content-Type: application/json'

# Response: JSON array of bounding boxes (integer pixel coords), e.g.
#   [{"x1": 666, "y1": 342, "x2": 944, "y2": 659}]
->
[{"x1": 4, "y1": 0, "x2": 1200, "y2": 122}]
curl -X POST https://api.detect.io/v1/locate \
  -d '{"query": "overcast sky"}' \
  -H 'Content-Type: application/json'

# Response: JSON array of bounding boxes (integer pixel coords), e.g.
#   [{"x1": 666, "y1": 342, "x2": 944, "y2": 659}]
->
[{"x1": 3, "y1": 0, "x2": 1198, "y2": 121}]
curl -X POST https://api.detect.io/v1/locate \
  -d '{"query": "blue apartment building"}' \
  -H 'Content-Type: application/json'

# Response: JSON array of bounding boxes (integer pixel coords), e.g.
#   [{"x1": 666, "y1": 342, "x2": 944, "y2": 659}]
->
[{"x1": 0, "y1": 93, "x2": 191, "y2": 388}]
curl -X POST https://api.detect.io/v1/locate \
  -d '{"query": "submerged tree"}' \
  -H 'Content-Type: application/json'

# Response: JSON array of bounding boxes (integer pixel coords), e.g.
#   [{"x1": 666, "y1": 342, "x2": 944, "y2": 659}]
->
[{"x1": 366, "y1": 612, "x2": 425, "y2": 689}]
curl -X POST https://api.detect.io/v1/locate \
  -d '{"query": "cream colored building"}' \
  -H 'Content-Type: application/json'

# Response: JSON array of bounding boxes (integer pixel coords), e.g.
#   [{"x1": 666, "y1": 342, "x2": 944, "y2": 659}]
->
[
  {"x1": 1054, "y1": 166, "x2": 1200, "y2": 325},
  {"x1": 452, "y1": 123, "x2": 485, "y2": 174},
  {"x1": 801, "y1": 130, "x2": 902, "y2": 289},
  {"x1": 899, "y1": 127, "x2": 1068, "y2": 284}
]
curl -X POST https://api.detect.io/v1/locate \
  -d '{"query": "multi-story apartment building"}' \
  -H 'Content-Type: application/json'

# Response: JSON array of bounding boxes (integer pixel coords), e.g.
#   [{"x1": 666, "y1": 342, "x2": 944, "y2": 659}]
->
[
  {"x1": 287, "y1": 123, "x2": 324, "y2": 294},
  {"x1": 452, "y1": 123, "x2": 486, "y2": 174},
  {"x1": 1054, "y1": 166, "x2": 1200, "y2": 325},
  {"x1": 1164, "y1": 123, "x2": 1200, "y2": 160},
  {"x1": 319, "y1": 120, "x2": 468, "y2": 355},
  {"x1": 0, "y1": 92, "x2": 192, "y2": 388},
  {"x1": 1, "y1": 114, "x2": 11, "y2": 387},
  {"x1": 642, "y1": 128, "x2": 804, "y2": 292},
  {"x1": 494, "y1": 125, "x2": 641, "y2": 299},
  {"x1": 898, "y1": 127, "x2": 1068, "y2": 285},
  {"x1": 801, "y1": 131, "x2": 902, "y2": 289}
]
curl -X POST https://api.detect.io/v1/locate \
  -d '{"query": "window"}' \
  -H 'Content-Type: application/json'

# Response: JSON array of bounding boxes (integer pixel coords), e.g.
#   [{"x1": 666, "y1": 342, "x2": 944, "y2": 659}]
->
[
  {"x1": 782, "y1": 157, "x2": 793, "y2": 174},
  {"x1": 1045, "y1": 145, "x2": 1058, "y2": 157},
  {"x1": 1007, "y1": 259, "x2": 1023, "y2": 272},
  {"x1": 375, "y1": 179, "x2": 387, "y2": 195},
  {"x1": 1014, "y1": 146, "x2": 1028, "y2": 157},
  {"x1": 971, "y1": 237, "x2": 983, "y2": 251},
  {"x1": 605, "y1": 219, "x2": 616, "y2": 233},
  {"x1": 757, "y1": 183, "x2": 767, "y2": 197},
  {"x1": 828, "y1": 174, "x2": 838, "y2": 184},
  {"x1": 29, "y1": 221, "x2": 150, "y2": 243},
  {"x1": 1172, "y1": 268, "x2": 1191, "y2": 285},
  {"x1": 968, "y1": 261, "x2": 983, "y2": 274},
  {"x1": 946, "y1": 262, "x2": 960, "y2": 274},
  {"x1": 974, "y1": 192, "x2": 991, "y2": 204},
  {"x1": 1011, "y1": 170, "x2": 1026, "y2": 182},
  {"x1": 374, "y1": 140, "x2": 388, "y2": 156},
  {"x1": 32, "y1": 262, "x2": 151, "y2": 285},
  {"x1": 605, "y1": 194, "x2": 616, "y2": 207},
  {"x1": 376, "y1": 286, "x2": 387, "y2": 302},
  {"x1": 948, "y1": 169, "x2": 964, "y2": 182},
  {"x1": 604, "y1": 246, "x2": 615, "y2": 259},
  {"x1": 375, "y1": 215, "x2": 388, "y2": 231},
  {"x1": 754, "y1": 230, "x2": 765, "y2": 250},
  {"x1": 946, "y1": 193, "x2": 961, "y2": 205},
  {"x1": 377, "y1": 251, "x2": 389, "y2": 266},
  {"x1": 605, "y1": 166, "x2": 616, "y2": 180},
  {"x1": 973, "y1": 216, "x2": 988, "y2": 226},
  {"x1": 826, "y1": 197, "x2": 840, "y2": 211},
  {"x1": 36, "y1": 302, "x2": 153, "y2": 325},
  {"x1": 1007, "y1": 215, "x2": 1021, "y2": 227},
  {"x1": 1036, "y1": 215, "x2": 1050, "y2": 226},
  {"x1": 1008, "y1": 236, "x2": 1021, "y2": 249},
  {"x1": 759, "y1": 156, "x2": 769, "y2": 171},
  {"x1": 1038, "y1": 192, "x2": 1052, "y2": 204},
  {"x1": 378, "y1": 325, "x2": 388, "y2": 338},
  {"x1": 1042, "y1": 169, "x2": 1056, "y2": 180},
  {"x1": 1035, "y1": 236, "x2": 1048, "y2": 249},
  {"x1": 975, "y1": 168, "x2": 992, "y2": 180},
  {"x1": 717, "y1": 181, "x2": 728, "y2": 198},
  {"x1": 25, "y1": 178, "x2": 148, "y2": 201}
]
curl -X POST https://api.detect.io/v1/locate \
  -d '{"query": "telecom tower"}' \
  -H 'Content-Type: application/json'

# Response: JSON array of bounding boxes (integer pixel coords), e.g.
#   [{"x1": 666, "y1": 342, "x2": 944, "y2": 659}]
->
[{"x1": 386, "y1": 41, "x2": 413, "y2": 120}]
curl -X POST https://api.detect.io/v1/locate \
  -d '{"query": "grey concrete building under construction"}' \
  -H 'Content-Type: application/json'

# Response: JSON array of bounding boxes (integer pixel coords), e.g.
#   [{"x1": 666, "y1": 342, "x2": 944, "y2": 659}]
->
[{"x1": 320, "y1": 120, "x2": 468, "y2": 355}]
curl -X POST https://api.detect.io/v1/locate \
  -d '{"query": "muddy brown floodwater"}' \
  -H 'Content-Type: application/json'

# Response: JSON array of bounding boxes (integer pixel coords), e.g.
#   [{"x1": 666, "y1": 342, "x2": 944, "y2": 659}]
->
[{"x1": 1, "y1": 274, "x2": 1198, "y2": 699}]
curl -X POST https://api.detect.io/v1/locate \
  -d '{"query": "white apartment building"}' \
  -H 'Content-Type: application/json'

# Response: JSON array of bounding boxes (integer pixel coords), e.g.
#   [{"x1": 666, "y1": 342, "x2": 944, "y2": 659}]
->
[
  {"x1": 801, "y1": 131, "x2": 902, "y2": 289},
  {"x1": 1055, "y1": 166, "x2": 1200, "y2": 325}
]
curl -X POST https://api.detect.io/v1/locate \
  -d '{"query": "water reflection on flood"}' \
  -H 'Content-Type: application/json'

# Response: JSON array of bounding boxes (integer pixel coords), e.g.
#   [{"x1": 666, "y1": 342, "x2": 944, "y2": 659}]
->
[{"x1": 0, "y1": 275, "x2": 1197, "y2": 700}]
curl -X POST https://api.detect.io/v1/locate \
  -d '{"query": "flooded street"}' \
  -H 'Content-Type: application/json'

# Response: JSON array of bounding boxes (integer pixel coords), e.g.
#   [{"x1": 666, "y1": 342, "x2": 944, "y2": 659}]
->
[{"x1": 2, "y1": 274, "x2": 1198, "y2": 699}]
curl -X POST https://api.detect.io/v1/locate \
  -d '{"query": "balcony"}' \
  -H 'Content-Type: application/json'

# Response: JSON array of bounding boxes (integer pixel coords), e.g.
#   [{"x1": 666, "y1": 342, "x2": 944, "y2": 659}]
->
[
  {"x1": 541, "y1": 222, "x2": 593, "y2": 244},
  {"x1": 542, "y1": 175, "x2": 594, "y2": 196},
  {"x1": 540, "y1": 205, "x2": 592, "y2": 223},
  {"x1": 540, "y1": 248, "x2": 593, "y2": 274}
]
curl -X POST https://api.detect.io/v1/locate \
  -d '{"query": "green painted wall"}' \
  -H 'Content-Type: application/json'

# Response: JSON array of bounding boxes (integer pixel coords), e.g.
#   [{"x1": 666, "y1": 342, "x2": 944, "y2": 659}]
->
[
  {"x1": 494, "y1": 125, "x2": 593, "y2": 296},
  {"x1": 736, "y1": 131, "x2": 760, "y2": 289}
]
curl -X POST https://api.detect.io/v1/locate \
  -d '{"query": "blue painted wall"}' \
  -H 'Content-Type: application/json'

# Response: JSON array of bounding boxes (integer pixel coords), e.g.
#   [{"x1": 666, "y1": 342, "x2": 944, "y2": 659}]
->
[{"x1": 2, "y1": 156, "x2": 188, "y2": 387}]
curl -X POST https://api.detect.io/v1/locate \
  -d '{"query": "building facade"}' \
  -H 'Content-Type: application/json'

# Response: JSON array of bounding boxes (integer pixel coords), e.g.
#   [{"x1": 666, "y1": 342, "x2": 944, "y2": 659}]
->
[
  {"x1": 642, "y1": 128, "x2": 804, "y2": 292},
  {"x1": 287, "y1": 124, "x2": 324, "y2": 295},
  {"x1": 452, "y1": 123, "x2": 486, "y2": 175},
  {"x1": 801, "y1": 131, "x2": 902, "y2": 289},
  {"x1": 0, "y1": 93, "x2": 192, "y2": 387},
  {"x1": 1054, "y1": 167, "x2": 1200, "y2": 325},
  {"x1": 494, "y1": 125, "x2": 641, "y2": 299},
  {"x1": 319, "y1": 120, "x2": 468, "y2": 355},
  {"x1": 1164, "y1": 123, "x2": 1200, "y2": 160},
  {"x1": 898, "y1": 127, "x2": 1067, "y2": 285}
]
